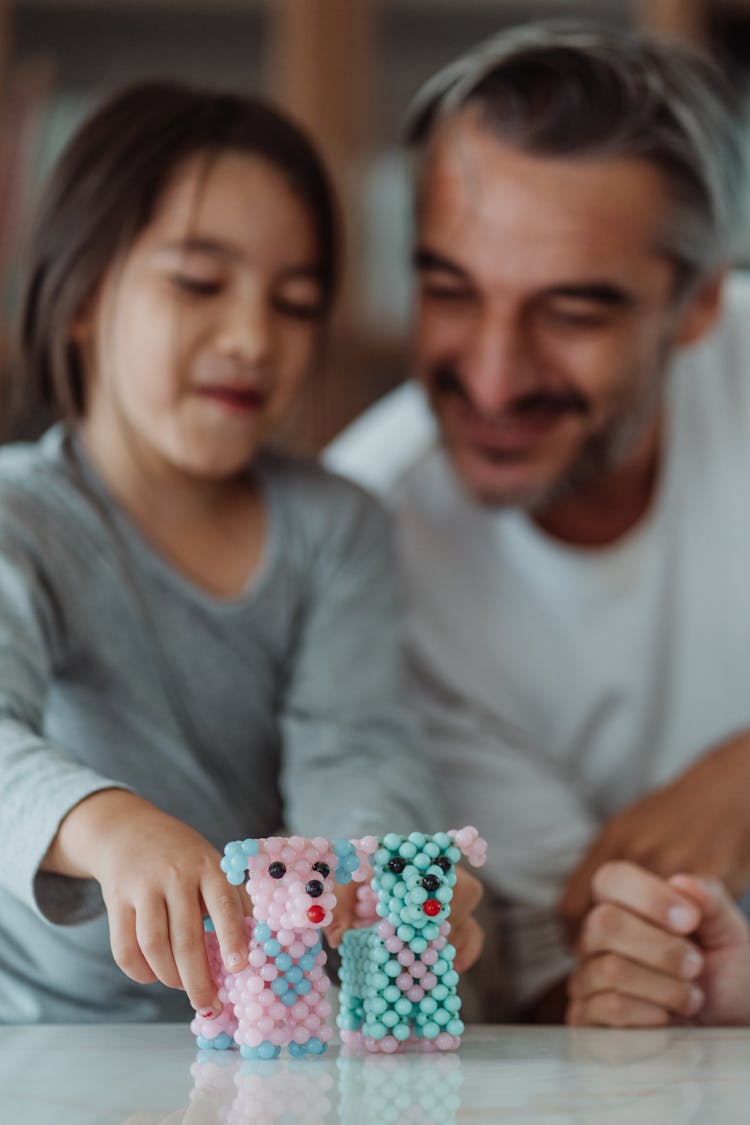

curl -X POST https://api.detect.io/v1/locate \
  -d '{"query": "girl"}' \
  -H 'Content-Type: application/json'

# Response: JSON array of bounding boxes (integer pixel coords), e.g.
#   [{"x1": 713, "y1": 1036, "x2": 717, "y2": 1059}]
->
[{"x1": 0, "y1": 81, "x2": 473, "y2": 1025}]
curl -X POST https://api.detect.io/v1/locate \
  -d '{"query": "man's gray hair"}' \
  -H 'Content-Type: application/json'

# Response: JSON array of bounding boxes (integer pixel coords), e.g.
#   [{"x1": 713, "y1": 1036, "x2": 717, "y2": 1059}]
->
[{"x1": 407, "y1": 20, "x2": 748, "y2": 285}]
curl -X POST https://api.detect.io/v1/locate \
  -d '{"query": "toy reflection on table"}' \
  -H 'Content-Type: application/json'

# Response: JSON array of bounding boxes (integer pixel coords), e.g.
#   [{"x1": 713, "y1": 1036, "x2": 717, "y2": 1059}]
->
[
  {"x1": 187, "y1": 1046, "x2": 462, "y2": 1125},
  {"x1": 339, "y1": 827, "x2": 487, "y2": 1054},
  {"x1": 189, "y1": 1050, "x2": 337, "y2": 1125}
]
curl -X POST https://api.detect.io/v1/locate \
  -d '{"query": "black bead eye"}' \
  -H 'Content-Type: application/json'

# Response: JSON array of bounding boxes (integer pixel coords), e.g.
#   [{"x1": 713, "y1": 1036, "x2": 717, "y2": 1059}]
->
[
  {"x1": 306, "y1": 879, "x2": 324, "y2": 898},
  {"x1": 268, "y1": 862, "x2": 286, "y2": 879},
  {"x1": 312, "y1": 861, "x2": 330, "y2": 878},
  {"x1": 388, "y1": 858, "x2": 406, "y2": 874},
  {"x1": 435, "y1": 857, "x2": 452, "y2": 873},
  {"x1": 422, "y1": 873, "x2": 440, "y2": 892}
]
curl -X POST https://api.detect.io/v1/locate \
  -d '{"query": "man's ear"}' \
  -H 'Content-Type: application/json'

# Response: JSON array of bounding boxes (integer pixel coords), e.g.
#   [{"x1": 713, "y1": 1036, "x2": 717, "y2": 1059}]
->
[{"x1": 674, "y1": 271, "x2": 726, "y2": 348}]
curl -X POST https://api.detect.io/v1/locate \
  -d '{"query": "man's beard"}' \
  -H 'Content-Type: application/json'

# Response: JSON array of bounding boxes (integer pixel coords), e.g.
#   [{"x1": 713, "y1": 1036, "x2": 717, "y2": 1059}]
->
[{"x1": 426, "y1": 361, "x2": 665, "y2": 514}]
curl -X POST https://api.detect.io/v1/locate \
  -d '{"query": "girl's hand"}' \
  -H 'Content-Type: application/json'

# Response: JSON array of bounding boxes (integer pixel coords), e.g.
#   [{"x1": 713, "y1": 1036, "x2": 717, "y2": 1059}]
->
[
  {"x1": 44, "y1": 790, "x2": 249, "y2": 1014},
  {"x1": 450, "y1": 866, "x2": 485, "y2": 971}
]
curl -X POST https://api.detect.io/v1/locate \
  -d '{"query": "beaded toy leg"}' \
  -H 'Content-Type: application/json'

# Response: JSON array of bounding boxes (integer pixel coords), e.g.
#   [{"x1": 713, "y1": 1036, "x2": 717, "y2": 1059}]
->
[
  {"x1": 337, "y1": 929, "x2": 366, "y2": 1041},
  {"x1": 287, "y1": 958, "x2": 332, "y2": 1056}
]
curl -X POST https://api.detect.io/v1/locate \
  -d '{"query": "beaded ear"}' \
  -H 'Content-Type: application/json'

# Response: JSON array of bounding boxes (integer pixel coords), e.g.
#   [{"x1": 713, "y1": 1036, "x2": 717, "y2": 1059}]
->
[
  {"x1": 447, "y1": 826, "x2": 487, "y2": 868},
  {"x1": 332, "y1": 839, "x2": 366, "y2": 884},
  {"x1": 346, "y1": 835, "x2": 380, "y2": 882},
  {"x1": 220, "y1": 838, "x2": 260, "y2": 885}
]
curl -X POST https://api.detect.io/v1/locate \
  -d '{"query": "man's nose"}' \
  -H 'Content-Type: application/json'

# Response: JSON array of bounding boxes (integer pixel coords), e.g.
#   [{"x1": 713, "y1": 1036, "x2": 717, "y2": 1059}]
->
[{"x1": 461, "y1": 310, "x2": 536, "y2": 417}]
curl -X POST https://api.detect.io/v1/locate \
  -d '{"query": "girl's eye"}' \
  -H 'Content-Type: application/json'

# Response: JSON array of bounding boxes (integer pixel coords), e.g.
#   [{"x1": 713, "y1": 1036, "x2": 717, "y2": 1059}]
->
[
  {"x1": 171, "y1": 274, "x2": 223, "y2": 297},
  {"x1": 268, "y1": 862, "x2": 286, "y2": 879},
  {"x1": 273, "y1": 276, "x2": 325, "y2": 321},
  {"x1": 312, "y1": 861, "x2": 330, "y2": 877},
  {"x1": 272, "y1": 295, "x2": 325, "y2": 322}
]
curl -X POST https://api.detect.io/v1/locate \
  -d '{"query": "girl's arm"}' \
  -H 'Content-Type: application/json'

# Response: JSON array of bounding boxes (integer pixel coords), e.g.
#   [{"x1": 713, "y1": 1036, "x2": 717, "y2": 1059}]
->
[{"x1": 0, "y1": 518, "x2": 247, "y2": 1015}]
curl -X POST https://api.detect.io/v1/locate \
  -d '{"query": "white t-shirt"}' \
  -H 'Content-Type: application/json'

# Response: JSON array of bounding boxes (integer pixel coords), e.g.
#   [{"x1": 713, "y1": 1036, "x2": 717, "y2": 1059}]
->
[{"x1": 326, "y1": 273, "x2": 750, "y2": 1011}]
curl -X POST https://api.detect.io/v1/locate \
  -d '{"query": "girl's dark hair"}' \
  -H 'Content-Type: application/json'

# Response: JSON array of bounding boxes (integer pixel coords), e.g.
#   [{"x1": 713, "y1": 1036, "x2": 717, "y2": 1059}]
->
[{"x1": 17, "y1": 80, "x2": 340, "y2": 417}]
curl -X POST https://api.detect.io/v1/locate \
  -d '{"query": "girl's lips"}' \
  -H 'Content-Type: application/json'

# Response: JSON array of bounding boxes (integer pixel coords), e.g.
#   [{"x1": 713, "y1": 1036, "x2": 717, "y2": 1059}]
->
[{"x1": 196, "y1": 385, "x2": 266, "y2": 412}]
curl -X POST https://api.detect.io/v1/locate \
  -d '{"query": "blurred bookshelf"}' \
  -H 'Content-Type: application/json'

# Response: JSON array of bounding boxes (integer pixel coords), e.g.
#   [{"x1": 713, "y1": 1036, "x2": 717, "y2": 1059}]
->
[{"x1": 0, "y1": 0, "x2": 747, "y2": 449}]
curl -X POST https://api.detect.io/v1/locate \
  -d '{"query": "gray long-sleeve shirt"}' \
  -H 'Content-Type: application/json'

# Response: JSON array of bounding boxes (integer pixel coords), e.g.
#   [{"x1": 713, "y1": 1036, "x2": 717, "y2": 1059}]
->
[{"x1": 0, "y1": 426, "x2": 441, "y2": 1023}]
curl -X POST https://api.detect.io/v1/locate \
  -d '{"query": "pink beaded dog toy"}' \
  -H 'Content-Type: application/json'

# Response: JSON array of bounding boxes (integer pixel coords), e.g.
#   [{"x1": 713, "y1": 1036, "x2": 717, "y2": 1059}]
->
[
  {"x1": 190, "y1": 835, "x2": 359, "y2": 1059},
  {"x1": 338, "y1": 827, "x2": 487, "y2": 1054}
]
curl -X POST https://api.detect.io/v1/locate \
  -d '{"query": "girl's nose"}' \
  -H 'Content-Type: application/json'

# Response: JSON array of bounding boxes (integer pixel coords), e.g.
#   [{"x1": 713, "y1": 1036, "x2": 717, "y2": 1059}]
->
[{"x1": 217, "y1": 295, "x2": 271, "y2": 365}]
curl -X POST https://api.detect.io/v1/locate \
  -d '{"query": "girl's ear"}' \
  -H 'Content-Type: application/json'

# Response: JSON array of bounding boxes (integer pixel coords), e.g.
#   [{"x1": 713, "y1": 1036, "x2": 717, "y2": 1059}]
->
[
  {"x1": 219, "y1": 838, "x2": 260, "y2": 885},
  {"x1": 447, "y1": 826, "x2": 487, "y2": 868},
  {"x1": 675, "y1": 271, "x2": 726, "y2": 348}
]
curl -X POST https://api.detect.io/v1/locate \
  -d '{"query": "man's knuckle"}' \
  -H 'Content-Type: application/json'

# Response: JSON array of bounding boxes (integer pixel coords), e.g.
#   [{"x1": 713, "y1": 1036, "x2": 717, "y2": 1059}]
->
[
  {"x1": 601, "y1": 992, "x2": 627, "y2": 1024},
  {"x1": 566, "y1": 970, "x2": 582, "y2": 999},
  {"x1": 599, "y1": 953, "x2": 624, "y2": 988},
  {"x1": 588, "y1": 902, "x2": 620, "y2": 944},
  {"x1": 674, "y1": 983, "x2": 697, "y2": 1016}
]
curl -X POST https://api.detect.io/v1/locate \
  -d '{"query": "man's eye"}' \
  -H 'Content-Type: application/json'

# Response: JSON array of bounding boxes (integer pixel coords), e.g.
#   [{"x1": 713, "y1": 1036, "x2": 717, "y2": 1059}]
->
[
  {"x1": 546, "y1": 305, "x2": 611, "y2": 329},
  {"x1": 421, "y1": 284, "x2": 473, "y2": 304},
  {"x1": 171, "y1": 275, "x2": 222, "y2": 296}
]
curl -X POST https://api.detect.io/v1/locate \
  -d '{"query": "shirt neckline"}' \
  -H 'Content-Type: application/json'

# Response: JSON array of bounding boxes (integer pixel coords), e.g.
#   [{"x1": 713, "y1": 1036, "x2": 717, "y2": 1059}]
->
[{"x1": 58, "y1": 425, "x2": 278, "y2": 612}]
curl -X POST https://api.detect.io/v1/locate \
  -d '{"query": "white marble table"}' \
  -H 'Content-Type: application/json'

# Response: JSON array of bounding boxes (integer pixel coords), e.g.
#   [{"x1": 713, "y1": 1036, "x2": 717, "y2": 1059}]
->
[{"x1": 1, "y1": 1022, "x2": 748, "y2": 1124}]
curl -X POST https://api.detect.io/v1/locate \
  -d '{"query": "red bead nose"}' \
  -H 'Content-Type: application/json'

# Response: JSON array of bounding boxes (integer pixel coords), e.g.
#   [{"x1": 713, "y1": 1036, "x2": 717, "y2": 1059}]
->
[
  {"x1": 307, "y1": 905, "x2": 326, "y2": 925},
  {"x1": 423, "y1": 899, "x2": 441, "y2": 917}
]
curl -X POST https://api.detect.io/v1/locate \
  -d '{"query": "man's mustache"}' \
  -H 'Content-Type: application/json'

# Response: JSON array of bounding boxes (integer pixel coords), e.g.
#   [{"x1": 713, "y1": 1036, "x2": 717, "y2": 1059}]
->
[{"x1": 429, "y1": 363, "x2": 590, "y2": 419}]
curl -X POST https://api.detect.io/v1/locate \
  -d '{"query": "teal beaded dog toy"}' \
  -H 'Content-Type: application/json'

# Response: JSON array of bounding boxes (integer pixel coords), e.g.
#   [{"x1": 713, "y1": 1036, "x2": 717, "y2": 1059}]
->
[{"x1": 338, "y1": 827, "x2": 487, "y2": 1053}]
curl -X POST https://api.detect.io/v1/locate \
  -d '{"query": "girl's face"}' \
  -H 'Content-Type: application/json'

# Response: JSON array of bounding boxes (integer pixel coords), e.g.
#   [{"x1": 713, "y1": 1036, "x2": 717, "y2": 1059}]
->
[{"x1": 75, "y1": 151, "x2": 325, "y2": 480}]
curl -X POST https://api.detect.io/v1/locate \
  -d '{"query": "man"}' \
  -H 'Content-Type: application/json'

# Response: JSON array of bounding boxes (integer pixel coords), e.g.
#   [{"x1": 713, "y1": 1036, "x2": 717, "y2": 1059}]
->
[{"x1": 327, "y1": 19, "x2": 750, "y2": 1023}]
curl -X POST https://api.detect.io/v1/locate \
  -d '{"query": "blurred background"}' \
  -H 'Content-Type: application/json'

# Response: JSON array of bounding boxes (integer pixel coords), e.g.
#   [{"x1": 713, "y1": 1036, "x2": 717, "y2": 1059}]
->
[{"x1": 0, "y1": 0, "x2": 748, "y2": 449}]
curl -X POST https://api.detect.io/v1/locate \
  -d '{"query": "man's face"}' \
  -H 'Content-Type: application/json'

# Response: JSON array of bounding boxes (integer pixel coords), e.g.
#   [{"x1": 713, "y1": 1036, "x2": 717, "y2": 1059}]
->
[{"x1": 413, "y1": 111, "x2": 718, "y2": 510}]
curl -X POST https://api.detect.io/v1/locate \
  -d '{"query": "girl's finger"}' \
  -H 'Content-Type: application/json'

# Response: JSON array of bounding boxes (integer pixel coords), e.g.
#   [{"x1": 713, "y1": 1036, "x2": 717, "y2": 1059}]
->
[
  {"x1": 326, "y1": 881, "x2": 358, "y2": 949},
  {"x1": 450, "y1": 867, "x2": 483, "y2": 929},
  {"x1": 166, "y1": 889, "x2": 221, "y2": 1014},
  {"x1": 452, "y1": 915, "x2": 485, "y2": 973},
  {"x1": 202, "y1": 876, "x2": 249, "y2": 974},
  {"x1": 134, "y1": 895, "x2": 182, "y2": 990},
  {"x1": 105, "y1": 898, "x2": 157, "y2": 985}
]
